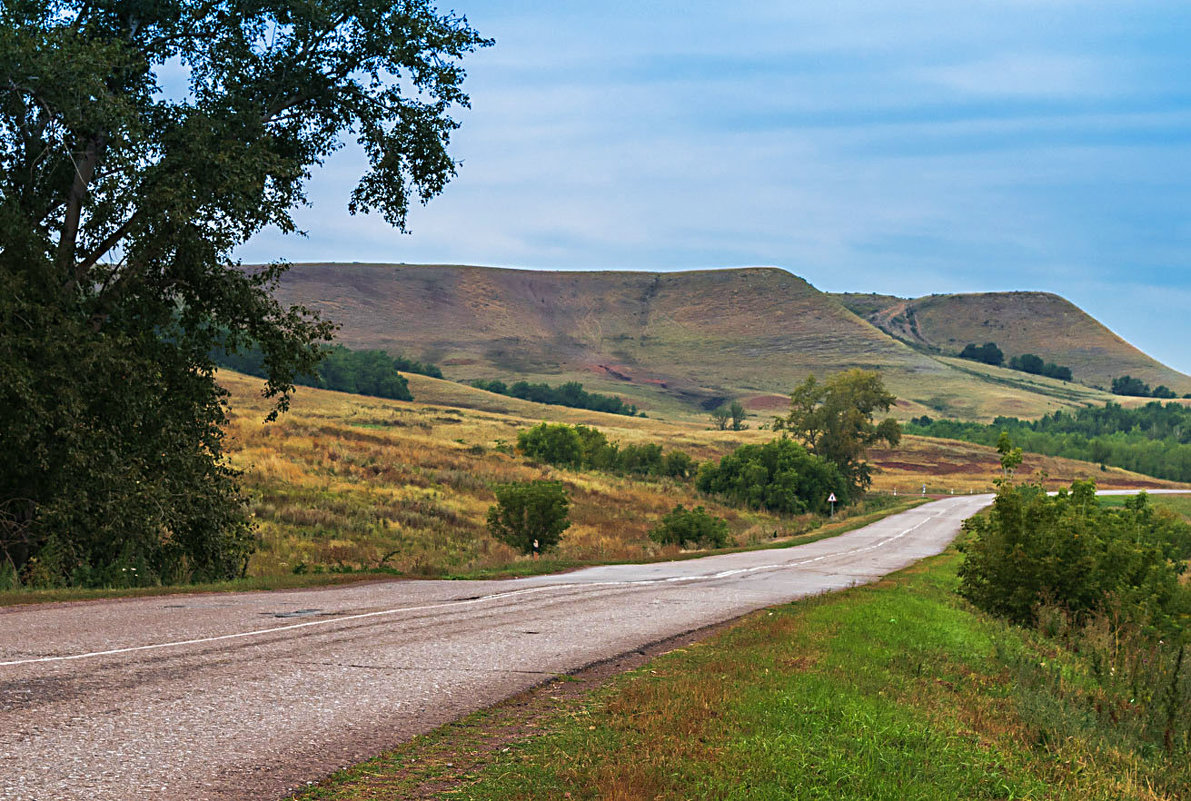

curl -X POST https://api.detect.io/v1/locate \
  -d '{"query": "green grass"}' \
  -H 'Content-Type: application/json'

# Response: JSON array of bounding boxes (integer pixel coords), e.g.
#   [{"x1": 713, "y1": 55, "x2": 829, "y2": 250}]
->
[
  {"x1": 1098, "y1": 493, "x2": 1191, "y2": 519},
  {"x1": 295, "y1": 546, "x2": 1190, "y2": 801}
]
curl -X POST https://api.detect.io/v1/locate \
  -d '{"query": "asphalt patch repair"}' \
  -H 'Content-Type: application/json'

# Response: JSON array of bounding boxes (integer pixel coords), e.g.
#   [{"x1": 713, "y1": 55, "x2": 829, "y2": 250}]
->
[{"x1": 283, "y1": 619, "x2": 739, "y2": 800}]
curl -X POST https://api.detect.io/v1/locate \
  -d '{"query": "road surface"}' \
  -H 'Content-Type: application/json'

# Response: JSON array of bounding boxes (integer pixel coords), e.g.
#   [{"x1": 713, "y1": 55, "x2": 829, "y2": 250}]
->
[{"x1": 0, "y1": 492, "x2": 1165, "y2": 800}]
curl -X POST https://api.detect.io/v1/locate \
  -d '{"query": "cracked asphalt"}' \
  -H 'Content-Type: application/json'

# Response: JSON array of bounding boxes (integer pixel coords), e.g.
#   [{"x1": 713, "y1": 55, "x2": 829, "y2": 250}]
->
[{"x1": 0, "y1": 495, "x2": 995, "y2": 799}]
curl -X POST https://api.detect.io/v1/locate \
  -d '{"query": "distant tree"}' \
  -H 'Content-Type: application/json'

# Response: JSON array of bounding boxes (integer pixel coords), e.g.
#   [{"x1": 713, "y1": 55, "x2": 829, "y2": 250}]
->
[
  {"x1": 618, "y1": 443, "x2": 665, "y2": 476},
  {"x1": 1008, "y1": 353, "x2": 1072, "y2": 381},
  {"x1": 1113, "y1": 376, "x2": 1152, "y2": 397},
  {"x1": 959, "y1": 343, "x2": 1004, "y2": 366},
  {"x1": 1153, "y1": 385, "x2": 1177, "y2": 399},
  {"x1": 650, "y1": 505, "x2": 730, "y2": 549},
  {"x1": 573, "y1": 426, "x2": 620, "y2": 471},
  {"x1": 774, "y1": 369, "x2": 902, "y2": 495},
  {"x1": 697, "y1": 438, "x2": 847, "y2": 515},
  {"x1": 729, "y1": 401, "x2": 748, "y2": 431},
  {"x1": 663, "y1": 450, "x2": 696, "y2": 479},
  {"x1": 710, "y1": 406, "x2": 731, "y2": 430},
  {"x1": 517, "y1": 423, "x2": 584, "y2": 469},
  {"x1": 470, "y1": 379, "x2": 637, "y2": 415},
  {"x1": 487, "y1": 482, "x2": 571, "y2": 554},
  {"x1": 472, "y1": 379, "x2": 509, "y2": 395}
]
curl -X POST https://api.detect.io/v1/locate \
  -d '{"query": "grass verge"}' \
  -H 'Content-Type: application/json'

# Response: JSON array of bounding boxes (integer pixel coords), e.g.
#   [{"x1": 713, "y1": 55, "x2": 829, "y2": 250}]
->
[
  {"x1": 294, "y1": 544, "x2": 1190, "y2": 801},
  {"x1": 0, "y1": 498, "x2": 927, "y2": 606}
]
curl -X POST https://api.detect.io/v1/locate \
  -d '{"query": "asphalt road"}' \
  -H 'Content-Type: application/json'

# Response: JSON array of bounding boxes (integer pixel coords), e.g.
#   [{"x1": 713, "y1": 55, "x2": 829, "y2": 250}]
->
[{"x1": 1, "y1": 492, "x2": 1166, "y2": 800}]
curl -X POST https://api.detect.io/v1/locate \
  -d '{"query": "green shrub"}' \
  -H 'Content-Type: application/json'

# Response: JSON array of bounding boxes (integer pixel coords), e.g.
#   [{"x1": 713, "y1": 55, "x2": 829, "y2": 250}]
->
[
  {"x1": 650, "y1": 505, "x2": 730, "y2": 549},
  {"x1": 958, "y1": 480, "x2": 1191, "y2": 632},
  {"x1": 663, "y1": 450, "x2": 696, "y2": 479},
  {"x1": 486, "y1": 481, "x2": 571, "y2": 554},
  {"x1": 696, "y1": 438, "x2": 848, "y2": 516},
  {"x1": 517, "y1": 423, "x2": 584, "y2": 468},
  {"x1": 619, "y1": 443, "x2": 664, "y2": 476},
  {"x1": 515, "y1": 423, "x2": 690, "y2": 478}
]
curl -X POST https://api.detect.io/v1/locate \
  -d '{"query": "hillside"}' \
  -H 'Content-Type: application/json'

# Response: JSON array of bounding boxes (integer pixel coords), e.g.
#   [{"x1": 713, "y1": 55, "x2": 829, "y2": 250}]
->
[
  {"x1": 838, "y1": 290, "x2": 1191, "y2": 395},
  {"x1": 219, "y1": 370, "x2": 1182, "y2": 578},
  {"x1": 267, "y1": 263, "x2": 1177, "y2": 421}
]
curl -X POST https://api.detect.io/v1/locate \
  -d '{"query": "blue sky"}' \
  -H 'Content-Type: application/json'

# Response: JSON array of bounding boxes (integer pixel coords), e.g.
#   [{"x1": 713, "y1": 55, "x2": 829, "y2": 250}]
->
[{"x1": 237, "y1": 0, "x2": 1191, "y2": 374}]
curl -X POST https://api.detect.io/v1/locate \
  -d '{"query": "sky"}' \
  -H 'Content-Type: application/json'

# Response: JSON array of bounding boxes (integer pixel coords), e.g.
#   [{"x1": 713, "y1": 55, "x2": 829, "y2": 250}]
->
[{"x1": 236, "y1": 0, "x2": 1191, "y2": 375}]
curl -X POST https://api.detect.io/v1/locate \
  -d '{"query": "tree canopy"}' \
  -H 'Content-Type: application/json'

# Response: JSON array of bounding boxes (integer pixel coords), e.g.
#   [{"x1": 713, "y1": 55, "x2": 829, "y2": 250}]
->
[
  {"x1": 773, "y1": 369, "x2": 901, "y2": 495},
  {"x1": 0, "y1": 1, "x2": 490, "y2": 586},
  {"x1": 958, "y1": 342, "x2": 1004, "y2": 366}
]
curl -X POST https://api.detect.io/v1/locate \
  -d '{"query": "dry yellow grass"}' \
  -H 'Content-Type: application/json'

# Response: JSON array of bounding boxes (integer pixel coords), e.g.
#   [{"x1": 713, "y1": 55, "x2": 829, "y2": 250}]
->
[
  {"x1": 223, "y1": 372, "x2": 797, "y2": 578},
  {"x1": 221, "y1": 371, "x2": 1184, "y2": 578}
]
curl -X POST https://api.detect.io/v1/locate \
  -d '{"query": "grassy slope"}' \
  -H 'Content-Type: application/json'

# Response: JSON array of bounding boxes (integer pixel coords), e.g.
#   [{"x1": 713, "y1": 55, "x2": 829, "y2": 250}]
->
[
  {"x1": 848, "y1": 290, "x2": 1191, "y2": 395},
  {"x1": 266, "y1": 263, "x2": 1167, "y2": 422},
  {"x1": 219, "y1": 371, "x2": 1182, "y2": 580},
  {"x1": 222, "y1": 371, "x2": 864, "y2": 579},
  {"x1": 296, "y1": 500, "x2": 1191, "y2": 801}
]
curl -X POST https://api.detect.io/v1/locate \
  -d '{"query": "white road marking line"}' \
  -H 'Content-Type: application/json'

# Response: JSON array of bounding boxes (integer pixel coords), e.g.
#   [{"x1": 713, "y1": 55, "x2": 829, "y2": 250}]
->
[{"x1": 0, "y1": 501, "x2": 978, "y2": 668}]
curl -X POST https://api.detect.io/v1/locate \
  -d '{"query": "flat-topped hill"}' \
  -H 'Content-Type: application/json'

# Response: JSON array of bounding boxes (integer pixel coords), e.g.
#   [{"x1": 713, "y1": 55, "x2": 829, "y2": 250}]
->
[{"x1": 268, "y1": 263, "x2": 1180, "y2": 421}]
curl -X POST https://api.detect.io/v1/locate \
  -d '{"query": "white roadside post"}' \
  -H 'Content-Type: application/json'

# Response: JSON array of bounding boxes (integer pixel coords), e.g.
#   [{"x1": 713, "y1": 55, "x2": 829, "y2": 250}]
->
[{"x1": 828, "y1": 492, "x2": 837, "y2": 519}]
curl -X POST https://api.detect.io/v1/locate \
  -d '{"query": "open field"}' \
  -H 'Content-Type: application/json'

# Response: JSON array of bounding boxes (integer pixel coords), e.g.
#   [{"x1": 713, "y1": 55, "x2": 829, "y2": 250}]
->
[
  {"x1": 294, "y1": 541, "x2": 1191, "y2": 801},
  {"x1": 218, "y1": 371, "x2": 1184, "y2": 581},
  {"x1": 263, "y1": 263, "x2": 1190, "y2": 421},
  {"x1": 222, "y1": 371, "x2": 848, "y2": 579}
]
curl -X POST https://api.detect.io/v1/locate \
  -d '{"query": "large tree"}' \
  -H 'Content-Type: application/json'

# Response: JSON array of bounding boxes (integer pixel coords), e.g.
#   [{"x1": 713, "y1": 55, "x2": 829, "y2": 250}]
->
[
  {"x1": 0, "y1": 0, "x2": 490, "y2": 586},
  {"x1": 774, "y1": 369, "x2": 901, "y2": 495}
]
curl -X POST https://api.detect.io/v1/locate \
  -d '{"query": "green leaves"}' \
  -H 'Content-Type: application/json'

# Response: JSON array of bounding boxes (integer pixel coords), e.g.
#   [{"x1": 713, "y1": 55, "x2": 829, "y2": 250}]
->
[
  {"x1": 775, "y1": 369, "x2": 901, "y2": 496},
  {"x1": 0, "y1": 1, "x2": 488, "y2": 586},
  {"x1": 696, "y1": 438, "x2": 848, "y2": 516},
  {"x1": 649, "y1": 505, "x2": 729, "y2": 549},
  {"x1": 486, "y1": 481, "x2": 571, "y2": 555},
  {"x1": 958, "y1": 483, "x2": 1191, "y2": 636}
]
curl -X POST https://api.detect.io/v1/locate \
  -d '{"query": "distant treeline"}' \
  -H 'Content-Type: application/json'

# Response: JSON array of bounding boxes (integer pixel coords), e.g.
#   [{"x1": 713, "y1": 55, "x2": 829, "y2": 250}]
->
[
  {"x1": 958, "y1": 342, "x2": 1073, "y2": 381},
  {"x1": 471, "y1": 379, "x2": 640, "y2": 416},
  {"x1": 908, "y1": 401, "x2": 1191, "y2": 483},
  {"x1": 1111, "y1": 375, "x2": 1182, "y2": 399},
  {"x1": 213, "y1": 344, "x2": 442, "y2": 401}
]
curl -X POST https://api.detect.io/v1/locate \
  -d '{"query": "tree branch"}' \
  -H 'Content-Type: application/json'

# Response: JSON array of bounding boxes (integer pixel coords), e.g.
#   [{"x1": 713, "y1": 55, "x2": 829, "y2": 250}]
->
[{"x1": 56, "y1": 132, "x2": 107, "y2": 293}]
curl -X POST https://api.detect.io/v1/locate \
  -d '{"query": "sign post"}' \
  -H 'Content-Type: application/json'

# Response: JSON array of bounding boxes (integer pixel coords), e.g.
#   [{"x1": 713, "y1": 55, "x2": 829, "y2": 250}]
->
[{"x1": 827, "y1": 492, "x2": 836, "y2": 519}]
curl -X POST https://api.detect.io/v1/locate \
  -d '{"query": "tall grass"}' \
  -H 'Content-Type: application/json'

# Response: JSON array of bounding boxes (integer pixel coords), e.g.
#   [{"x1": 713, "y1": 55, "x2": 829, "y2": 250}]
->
[{"x1": 218, "y1": 371, "x2": 1184, "y2": 581}]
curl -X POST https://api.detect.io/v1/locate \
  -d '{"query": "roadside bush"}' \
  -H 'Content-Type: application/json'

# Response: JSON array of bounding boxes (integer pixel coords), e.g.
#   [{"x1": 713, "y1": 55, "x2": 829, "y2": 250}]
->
[
  {"x1": 650, "y1": 505, "x2": 730, "y2": 549},
  {"x1": 696, "y1": 438, "x2": 848, "y2": 516},
  {"x1": 486, "y1": 481, "x2": 571, "y2": 554},
  {"x1": 958, "y1": 480, "x2": 1191, "y2": 631},
  {"x1": 960, "y1": 476, "x2": 1191, "y2": 754}
]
